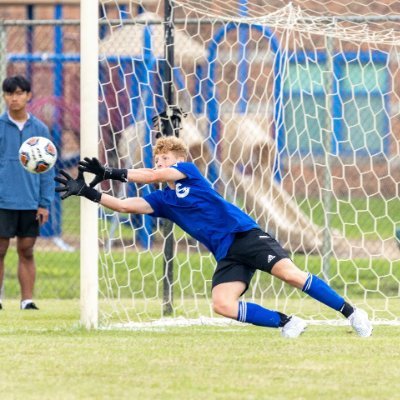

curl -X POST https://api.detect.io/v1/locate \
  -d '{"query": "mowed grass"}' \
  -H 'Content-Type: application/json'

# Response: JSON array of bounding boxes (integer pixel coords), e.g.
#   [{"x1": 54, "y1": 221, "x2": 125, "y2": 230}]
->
[
  {"x1": 0, "y1": 300, "x2": 399, "y2": 400},
  {"x1": 1, "y1": 196, "x2": 399, "y2": 399}
]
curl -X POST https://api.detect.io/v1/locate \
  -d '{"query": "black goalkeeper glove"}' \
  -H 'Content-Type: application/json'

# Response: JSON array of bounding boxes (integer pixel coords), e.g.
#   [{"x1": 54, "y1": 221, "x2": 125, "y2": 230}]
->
[
  {"x1": 54, "y1": 170, "x2": 102, "y2": 202},
  {"x1": 78, "y1": 157, "x2": 128, "y2": 188}
]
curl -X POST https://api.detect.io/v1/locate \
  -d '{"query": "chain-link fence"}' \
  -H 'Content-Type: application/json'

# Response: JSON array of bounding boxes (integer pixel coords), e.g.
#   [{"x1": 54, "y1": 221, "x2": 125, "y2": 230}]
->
[{"x1": 1, "y1": 19, "x2": 81, "y2": 299}]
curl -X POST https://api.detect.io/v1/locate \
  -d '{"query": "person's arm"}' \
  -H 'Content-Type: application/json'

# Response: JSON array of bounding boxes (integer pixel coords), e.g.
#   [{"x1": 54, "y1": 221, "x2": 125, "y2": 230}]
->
[
  {"x1": 126, "y1": 167, "x2": 185, "y2": 184},
  {"x1": 38, "y1": 150, "x2": 56, "y2": 225},
  {"x1": 54, "y1": 169, "x2": 154, "y2": 214},
  {"x1": 38, "y1": 127, "x2": 56, "y2": 210},
  {"x1": 78, "y1": 157, "x2": 186, "y2": 187},
  {"x1": 39, "y1": 168, "x2": 55, "y2": 209},
  {"x1": 100, "y1": 193, "x2": 154, "y2": 214}
]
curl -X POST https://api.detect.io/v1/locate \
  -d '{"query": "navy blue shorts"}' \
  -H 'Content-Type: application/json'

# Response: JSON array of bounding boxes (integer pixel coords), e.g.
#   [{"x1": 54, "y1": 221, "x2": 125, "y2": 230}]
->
[
  {"x1": 0, "y1": 209, "x2": 39, "y2": 238},
  {"x1": 212, "y1": 228, "x2": 289, "y2": 294}
]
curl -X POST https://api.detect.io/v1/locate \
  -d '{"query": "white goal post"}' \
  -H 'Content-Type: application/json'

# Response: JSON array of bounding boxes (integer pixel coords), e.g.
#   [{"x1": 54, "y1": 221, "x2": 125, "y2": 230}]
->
[
  {"x1": 80, "y1": 0, "x2": 99, "y2": 329},
  {"x1": 80, "y1": 0, "x2": 400, "y2": 329}
]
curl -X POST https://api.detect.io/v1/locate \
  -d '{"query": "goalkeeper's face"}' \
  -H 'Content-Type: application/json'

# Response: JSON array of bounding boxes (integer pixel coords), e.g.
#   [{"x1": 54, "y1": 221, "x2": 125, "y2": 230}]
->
[{"x1": 155, "y1": 151, "x2": 184, "y2": 169}]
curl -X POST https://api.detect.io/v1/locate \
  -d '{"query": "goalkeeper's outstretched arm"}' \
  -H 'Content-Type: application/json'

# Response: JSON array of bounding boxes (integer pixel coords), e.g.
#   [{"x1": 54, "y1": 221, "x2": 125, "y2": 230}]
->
[
  {"x1": 54, "y1": 169, "x2": 154, "y2": 215},
  {"x1": 100, "y1": 194, "x2": 153, "y2": 214},
  {"x1": 79, "y1": 157, "x2": 185, "y2": 186},
  {"x1": 125, "y1": 166, "x2": 185, "y2": 184}
]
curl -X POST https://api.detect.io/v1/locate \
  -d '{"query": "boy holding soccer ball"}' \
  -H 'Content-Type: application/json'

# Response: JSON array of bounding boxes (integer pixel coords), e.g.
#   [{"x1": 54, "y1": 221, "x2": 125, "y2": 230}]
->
[
  {"x1": 55, "y1": 136, "x2": 372, "y2": 337},
  {"x1": 0, "y1": 75, "x2": 55, "y2": 310}
]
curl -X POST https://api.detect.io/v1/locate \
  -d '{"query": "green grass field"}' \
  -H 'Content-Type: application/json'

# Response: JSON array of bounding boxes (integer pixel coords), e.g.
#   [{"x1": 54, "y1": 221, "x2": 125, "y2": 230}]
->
[
  {"x1": 1, "y1": 196, "x2": 400, "y2": 398},
  {"x1": 0, "y1": 300, "x2": 399, "y2": 400}
]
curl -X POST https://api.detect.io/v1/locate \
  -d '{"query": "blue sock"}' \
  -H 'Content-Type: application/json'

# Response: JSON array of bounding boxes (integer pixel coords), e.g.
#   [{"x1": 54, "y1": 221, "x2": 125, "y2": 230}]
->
[
  {"x1": 237, "y1": 301, "x2": 284, "y2": 328},
  {"x1": 302, "y1": 273, "x2": 345, "y2": 311}
]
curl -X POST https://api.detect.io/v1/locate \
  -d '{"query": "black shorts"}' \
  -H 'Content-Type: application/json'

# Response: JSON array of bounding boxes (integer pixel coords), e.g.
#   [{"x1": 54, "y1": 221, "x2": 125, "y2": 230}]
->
[
  {"x1": 0, "y1": 209, "x2": 40, "y2": 238},
  {"x1": 212, "y1": 228, "x2": 290, "y2": 294}
]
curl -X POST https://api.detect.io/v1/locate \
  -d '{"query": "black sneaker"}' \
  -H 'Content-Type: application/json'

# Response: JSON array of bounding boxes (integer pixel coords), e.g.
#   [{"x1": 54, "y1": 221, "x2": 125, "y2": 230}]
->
[
  {"x1": 22, "y1": 302, "x2": 39, "y2": 310},
  {"x1": 0, "y1": 303, "x2": 2, "y2": 310}
]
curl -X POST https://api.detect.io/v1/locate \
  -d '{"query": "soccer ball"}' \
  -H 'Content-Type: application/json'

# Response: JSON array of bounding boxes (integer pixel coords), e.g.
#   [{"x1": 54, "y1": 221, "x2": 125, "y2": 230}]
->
[{"x1": 19, "y1": 136, "x2": 57, "y2": 174}]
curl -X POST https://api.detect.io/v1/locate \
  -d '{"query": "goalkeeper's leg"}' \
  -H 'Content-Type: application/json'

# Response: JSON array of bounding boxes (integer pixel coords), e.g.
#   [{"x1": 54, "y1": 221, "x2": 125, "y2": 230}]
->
[
  {"x1": 271, "y1": 258, "x2": 352, "y2": 313},
  {"x1": 271, "y1": 258, "x2": 372, "y2": 336},
  {"x1": 212, "y1": 281, "x2": 306, "y2": 337}
]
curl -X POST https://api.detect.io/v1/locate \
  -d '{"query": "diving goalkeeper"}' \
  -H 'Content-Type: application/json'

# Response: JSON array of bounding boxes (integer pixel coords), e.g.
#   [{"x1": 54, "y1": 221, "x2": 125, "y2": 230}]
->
[{"x1": 55, "y1": 136, "x2": 372, "y2": 337}]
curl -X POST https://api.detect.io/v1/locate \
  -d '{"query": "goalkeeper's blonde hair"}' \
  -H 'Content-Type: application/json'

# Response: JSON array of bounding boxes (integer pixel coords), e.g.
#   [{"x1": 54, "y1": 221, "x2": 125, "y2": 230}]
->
[{"x1": 154, "y1": 136, "x2": 188, "y2": 159}]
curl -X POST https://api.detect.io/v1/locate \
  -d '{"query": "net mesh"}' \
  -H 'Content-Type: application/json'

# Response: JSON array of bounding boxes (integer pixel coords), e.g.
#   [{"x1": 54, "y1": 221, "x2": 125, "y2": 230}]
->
[{"x1": 96, "y1": 0, "x2": 400, "y2": 327}]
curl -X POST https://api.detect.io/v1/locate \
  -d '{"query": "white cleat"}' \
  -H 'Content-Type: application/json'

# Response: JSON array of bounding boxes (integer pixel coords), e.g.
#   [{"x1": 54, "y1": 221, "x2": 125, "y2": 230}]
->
[
  {"x1": 281, "y1": 316, "x2": 307, "y2": 338},
  {"x1": 348, "y1": 308, "x2": 373, "y2": 337}
]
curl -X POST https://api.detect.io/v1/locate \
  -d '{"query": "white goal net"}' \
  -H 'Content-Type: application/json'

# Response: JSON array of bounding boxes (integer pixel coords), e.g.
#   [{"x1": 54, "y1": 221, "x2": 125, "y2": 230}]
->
[{"x1": 93, "y1": 0, "x2": 400, "y2": 327}]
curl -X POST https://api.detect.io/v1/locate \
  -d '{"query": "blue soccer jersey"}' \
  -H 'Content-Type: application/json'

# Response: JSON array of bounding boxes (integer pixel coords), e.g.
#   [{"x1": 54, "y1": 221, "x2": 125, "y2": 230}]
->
[{"x1": 143, "y1": 162, "x2": 259, "y2": 260}]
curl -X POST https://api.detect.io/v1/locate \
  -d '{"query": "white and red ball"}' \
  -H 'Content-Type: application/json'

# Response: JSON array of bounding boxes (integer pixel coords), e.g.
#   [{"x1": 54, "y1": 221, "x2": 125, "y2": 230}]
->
[{"x1": 19, "y1": 136, "x2": 57, "y2": 174}]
